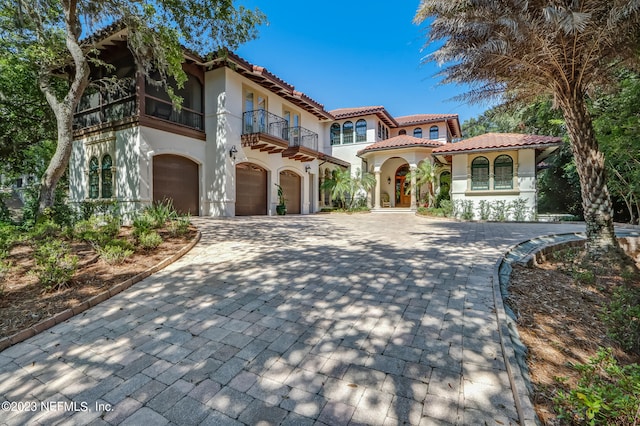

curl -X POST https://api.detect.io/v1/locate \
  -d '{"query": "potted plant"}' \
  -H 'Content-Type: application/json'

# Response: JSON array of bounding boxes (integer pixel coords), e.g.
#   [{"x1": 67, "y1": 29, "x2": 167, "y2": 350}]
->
[{"x1": 275, "y1": 183, "x2": 287, "y2": 215}]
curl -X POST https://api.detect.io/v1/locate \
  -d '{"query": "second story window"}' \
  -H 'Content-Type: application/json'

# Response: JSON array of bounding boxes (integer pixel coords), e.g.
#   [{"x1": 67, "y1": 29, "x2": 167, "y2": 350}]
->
[
  {"x1": 343, "y1": 121, "x2": 354, "y2": 144},
  {"x1": 429, "y1": 125, "x2": 439, "y2": 140},
  {"x1": 377, "y1": 122, "x2": 382, "y2": 139},
  {"x1": 243, "y1": 89, "x2": 268, "y2": 133},
  {"x1": 356, "y1": 119, "x2": 367, "y2": 142},
  {"x1": 330, "y1": 123, "x2": 341, "y2": 145},
  {"x1": 413, "y1": 127, "x2": 423, "y2": 138},
  {"x1": 399, "y1": 129, "x2": 407, "y2": 135}
]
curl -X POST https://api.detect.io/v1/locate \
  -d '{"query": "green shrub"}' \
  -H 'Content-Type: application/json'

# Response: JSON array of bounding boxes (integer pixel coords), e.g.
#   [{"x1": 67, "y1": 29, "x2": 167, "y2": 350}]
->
[
  {"x1": 439, "y1": 199, "x2": 453, "y2": 217},
  {"x1": 145, "y1": 199, "x2": 177, "y2": 228},
  {"x1": 490, "y1": 200, "x2": 510, "y2": 221},
  {"x1": 0, "y1": 192, "x2": 11, "y2": 223},
  {"x1": 461, "y1": 200, "x2": 474, "y2": 220},
  {"x1": 573, "y1": 270, "x2": 596, "y2": 285},
  {"x1": 73, "y1": 215, "x2": 121, "y2": 246},
  {"x1": 30, "y1": 219, "x2": 62, "y2": 240},
  {"x1": 96, "y1": 241, "x2": 134, "y2": 265},
  {"x1": 601, "y1": 285, "x2": 640, "y2": 353},
  {"x1": 554, "y1": 347, "x2": 640, "y2": 425},
  {"x1": 168, "y1": 215, "x2": 191, "y2": 237},
  {"x1": 32, "y1": 240, "x2": 78, "y2": 290},
  {"x1": 479, "y1": 200, "x2": 491, "y2": 220},
  {"x1": 510, "y1": 198, "x2": 529, "y2": 221},
  {"x1": 132, "y1": 213, "x2": 154, "y2": 239},
  {"x1": 137, "y1": 231, "x2": 163, "y2": 250}
]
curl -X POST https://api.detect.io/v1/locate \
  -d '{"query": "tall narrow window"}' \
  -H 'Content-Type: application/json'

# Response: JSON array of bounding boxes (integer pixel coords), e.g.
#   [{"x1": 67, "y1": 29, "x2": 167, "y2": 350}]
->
[
  {"x1": 356, "y1": 119, "x2": 367, "y2": 142},
  {"x1": 89, "y1": 157, "x2": 99, "y2": 199},
  {"x1": 330, "y1": 123, "x2": 341, "y2": 145},
  {"x1": 377, "y1": 122, "x2": 382, "y2": 139},
  {"x1": 494, "y1": 155, "x2": 514, "y2": 189},
  {"x1": 413, "y1": 127, "x2": 423, "y2": 138},
  {"x1": 343, "y1": 121, "x2": 354, "y2": 144},
  {"x1": 471, "y1": 157, "x2": 490, "y2": 190},
  {"x1": 101, "y1": 154, "x2": 113, "y2": 198},
  {"x1": 429, "y1": 125, "x2": 439, "y2": 139}
]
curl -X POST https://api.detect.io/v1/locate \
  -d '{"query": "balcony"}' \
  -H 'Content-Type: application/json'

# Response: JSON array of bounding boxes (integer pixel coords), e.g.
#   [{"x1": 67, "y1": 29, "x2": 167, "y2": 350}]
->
[
  {"x1": 73, "y1": 79, "x2": 137, "y2": 130},
  {"x1": 73, "y1": 78, "x2": 205, "y2": 138},
  {"x1": 241, "y1": 110, "x2": 320, "y2": 162}
]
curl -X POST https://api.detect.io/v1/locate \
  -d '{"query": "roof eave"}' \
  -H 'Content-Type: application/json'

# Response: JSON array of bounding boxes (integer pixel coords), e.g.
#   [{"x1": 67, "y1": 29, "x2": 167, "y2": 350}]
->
[{"x1": 432, "y1": 141, "x2": 563, "y2": 156}]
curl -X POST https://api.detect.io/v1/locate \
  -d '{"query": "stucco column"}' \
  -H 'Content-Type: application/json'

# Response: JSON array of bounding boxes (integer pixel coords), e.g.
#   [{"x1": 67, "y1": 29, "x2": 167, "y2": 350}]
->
[
  {"x1": 410, "y1": 167, "x2": 417, "y2": 210},
  {"x1": 374, "y1": 170, "x2": 381, "y2": 209}
]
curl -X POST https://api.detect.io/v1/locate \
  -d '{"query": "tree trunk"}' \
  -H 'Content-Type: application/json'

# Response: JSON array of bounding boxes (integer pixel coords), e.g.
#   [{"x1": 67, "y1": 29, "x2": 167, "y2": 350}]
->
[
  {"x1": 38, "y1": 114, "x2": 74, "y2": 211},
  {"x1": 34, "y1": 0, "x2": 89, "y2": 214},
  {"x1": 559, "y1": 92, "x2": 621, "y2": 258}
]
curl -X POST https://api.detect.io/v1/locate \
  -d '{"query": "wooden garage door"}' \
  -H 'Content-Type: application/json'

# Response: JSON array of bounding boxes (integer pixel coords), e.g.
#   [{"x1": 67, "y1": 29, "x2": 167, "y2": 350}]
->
[
  {"x1": 153, "y1": 154, "x2": 199, "y2": 215},
  {"x1": 236, "y1": 163, "x2": 267, "y2": 216},
  {"x1": 280, "y1": 170, "x2": 301, "y2": 214}
]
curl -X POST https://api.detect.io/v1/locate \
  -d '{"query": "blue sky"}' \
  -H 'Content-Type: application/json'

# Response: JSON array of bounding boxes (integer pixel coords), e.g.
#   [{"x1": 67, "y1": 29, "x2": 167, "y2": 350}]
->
[{"x1": 235, "y1": 1, "x2": 491, "y2": 125}]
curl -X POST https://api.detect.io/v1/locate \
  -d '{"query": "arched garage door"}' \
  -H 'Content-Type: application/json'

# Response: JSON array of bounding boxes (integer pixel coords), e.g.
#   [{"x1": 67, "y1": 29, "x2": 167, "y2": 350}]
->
[
  {"x1": 153, "y1": 154, "x2": 199, "y2": 215},
  {"x1": 280, "y1": 170, "x2": 301, "y2": 214},
  {"x1": 236, "y1": 163, "x2": 267, "y2": 216}
]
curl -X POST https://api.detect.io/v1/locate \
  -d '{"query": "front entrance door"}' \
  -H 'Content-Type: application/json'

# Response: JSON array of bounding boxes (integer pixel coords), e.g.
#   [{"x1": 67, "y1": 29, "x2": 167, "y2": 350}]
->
[{"x1": 395, "y1": 165, "x2": 411, "y2": 207}]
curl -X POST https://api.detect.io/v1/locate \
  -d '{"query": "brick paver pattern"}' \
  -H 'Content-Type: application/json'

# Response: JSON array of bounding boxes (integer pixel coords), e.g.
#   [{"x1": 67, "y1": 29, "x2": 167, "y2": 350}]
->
[{"x1": 0, "y1": 214, "x2": 584, "y2": 425}]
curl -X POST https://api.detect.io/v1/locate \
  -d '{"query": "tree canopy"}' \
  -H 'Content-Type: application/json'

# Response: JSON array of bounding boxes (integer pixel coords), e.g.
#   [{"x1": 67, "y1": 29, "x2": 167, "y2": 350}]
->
[
  {"x1": 416, "y1": 0, "x2": 640, "y2": 259},
  {"x1": 0, "y1": 0, "x2": 265, "y2": 212}
]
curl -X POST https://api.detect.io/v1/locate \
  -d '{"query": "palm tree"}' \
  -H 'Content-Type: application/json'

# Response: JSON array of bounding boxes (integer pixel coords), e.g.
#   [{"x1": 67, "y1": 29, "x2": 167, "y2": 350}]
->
[
  {"x1": 404, "y1": 161, "x2": 435, "y2": 206},
  {"x1": 415, "y1": 1, "x2": 640, "y2": 261},
  {"x1": 321, "y1": 168, "x2": 376, "y2": 209}
]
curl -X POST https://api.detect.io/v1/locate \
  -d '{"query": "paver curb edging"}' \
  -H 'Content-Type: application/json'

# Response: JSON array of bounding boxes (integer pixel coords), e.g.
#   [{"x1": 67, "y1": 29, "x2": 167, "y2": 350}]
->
[
  {"x1": 0, "y1": 230, "x2": 202, "y2": 353},
  {"x1": 493, "y1": 234, "x2": 587, "y2": 426},
  {"x1": 493, "y1": 229, "x2": 640, "y2": 426}
]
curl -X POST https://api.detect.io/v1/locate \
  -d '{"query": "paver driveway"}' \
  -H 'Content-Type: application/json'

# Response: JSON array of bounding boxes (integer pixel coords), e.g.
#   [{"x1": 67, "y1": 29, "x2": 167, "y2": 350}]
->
[{"x1": 0, "y1": 214, "x2": 584, "y2": 425}]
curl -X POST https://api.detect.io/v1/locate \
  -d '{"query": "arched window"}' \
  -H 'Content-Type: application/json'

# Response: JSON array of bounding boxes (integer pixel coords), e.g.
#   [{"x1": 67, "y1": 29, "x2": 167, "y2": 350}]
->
[
  {"x1": 399, "y1": 129, "x2": 407, "y2": 135},
  {"x1": 494, "y1": 155, "x2": 514, "y2": 189},
  {"x1": 330, "y1": 123, "x2": 341, "y2": 145},
  {"x1": 343, "y1": 121, "x2": 354, "y2": 144},
  {"x1": 429, "y1": 125, "x2": 439, "y2": 139},
  {"x1": 356, "y1": 119, "x2": 367, "y2": 142},
  {"x1": 471, "y1": 156, "x2": 490, "y2": 190},
  {"x1": 101, "y1": 154, "x2": 113, "y2": 198},
  {"x1": 413, "y1": 127, "x2": 423, "y2": 138},
  {"x1": 89, "y1": 157, "x2": 99, "y2": 199}
]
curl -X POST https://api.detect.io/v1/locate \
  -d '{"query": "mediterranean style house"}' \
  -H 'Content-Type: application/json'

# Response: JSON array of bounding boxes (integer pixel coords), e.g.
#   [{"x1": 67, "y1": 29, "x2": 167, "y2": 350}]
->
[{"x1": 69, "y1": 25, "x2": 562, "y2": 220}]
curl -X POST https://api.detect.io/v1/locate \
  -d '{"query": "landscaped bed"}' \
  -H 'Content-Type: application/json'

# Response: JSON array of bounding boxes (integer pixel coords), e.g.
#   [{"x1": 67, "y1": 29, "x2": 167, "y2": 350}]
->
[
  {"x1": 0, "y1": 204, "x2": 197, "y2": 342},
  {"x1": 507, "y1": 247, "x2": 640, "y2": 425}
]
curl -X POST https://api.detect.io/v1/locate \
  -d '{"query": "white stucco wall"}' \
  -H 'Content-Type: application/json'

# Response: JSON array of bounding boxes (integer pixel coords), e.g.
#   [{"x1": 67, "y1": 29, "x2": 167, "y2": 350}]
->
[
  {"x1": 449, "y1": 149, "x2": 539, "y2": 220},
  {"x1": 204, "y1": 67, "x2": 320, "y2": 216}
]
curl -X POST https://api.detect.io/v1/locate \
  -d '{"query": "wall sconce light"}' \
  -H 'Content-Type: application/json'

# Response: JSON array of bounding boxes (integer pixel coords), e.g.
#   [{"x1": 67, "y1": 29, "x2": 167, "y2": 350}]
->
[
  {"x1": 229, "y1": 145, "x2": 238, "y2": 160},
  {"x1": 305, "y1": 165, "x2": 311, "y2": 173},
  {"x1": 387, "y1": 176, "x2": 391, "y2": 184}
]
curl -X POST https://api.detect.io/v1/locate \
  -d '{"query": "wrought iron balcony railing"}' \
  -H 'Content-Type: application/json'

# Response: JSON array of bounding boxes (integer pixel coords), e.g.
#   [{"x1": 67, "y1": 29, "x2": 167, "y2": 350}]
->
[
  {"x1": 284, "y1": 126, "x2": 318, "y2": 151},
  {"x1": 242, "y1": 110, "x2": 319, "y2": 151}
]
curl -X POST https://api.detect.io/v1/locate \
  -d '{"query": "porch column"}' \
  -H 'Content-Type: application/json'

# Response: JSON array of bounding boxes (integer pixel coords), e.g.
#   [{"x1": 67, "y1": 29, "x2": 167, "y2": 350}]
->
[
  {"x1": 410, "y1": 166, "x2": 417, "y2": 210},
  {"x1": 374, "y1": 170, "x2": 381, "y2": 209}
]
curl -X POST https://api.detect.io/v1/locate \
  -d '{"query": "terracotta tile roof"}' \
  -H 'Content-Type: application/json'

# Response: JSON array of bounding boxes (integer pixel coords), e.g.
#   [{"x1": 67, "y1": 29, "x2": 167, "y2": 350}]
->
[
  {"x1": 329, "y1": 106, "x2": 398, "y2": 127},
  {"x1": 395, "y1": 114, "x2": 459, "y2": 126},
  {"x1": 432, "y1": 133, "x2": 563, "y2": 154},
  {"x1": 358, "y1": 135, "x2": 443, "y2": 156}
]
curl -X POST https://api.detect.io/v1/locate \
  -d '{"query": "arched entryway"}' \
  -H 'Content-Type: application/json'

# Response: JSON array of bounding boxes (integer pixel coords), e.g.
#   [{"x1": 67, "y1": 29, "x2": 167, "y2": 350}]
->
[
  {"x1": 395, "y1": 164, "x2": 411, "y2": 207},
  {"x1": 236, "y1": 163, "x2": 268, "y2": 216},
  {"x1": 153, "y1": 154, "x2": 199, "y2": 215},
  {"x1": 279, "y1": 170, "x2": 301, "y2": 214}
]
